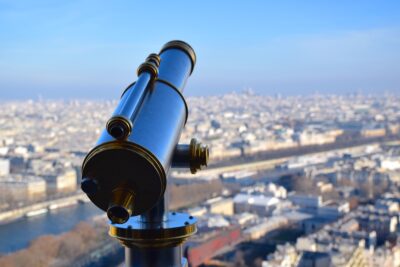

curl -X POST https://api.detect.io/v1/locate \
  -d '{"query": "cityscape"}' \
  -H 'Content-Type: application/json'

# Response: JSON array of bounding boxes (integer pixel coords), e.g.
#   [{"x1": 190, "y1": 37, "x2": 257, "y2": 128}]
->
[{"x1": 0, "y1": 91, "x2": 400, "y2": 266}]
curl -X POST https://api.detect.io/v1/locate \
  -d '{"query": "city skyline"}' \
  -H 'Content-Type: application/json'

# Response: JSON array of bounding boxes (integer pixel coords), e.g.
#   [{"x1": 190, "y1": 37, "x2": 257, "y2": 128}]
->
[
  {"x1": 1, "y1": 92, "x2": 400, "y2": 266},
  {"x1": 1, "y1": 1, "x2": 400, "y2": 99}
]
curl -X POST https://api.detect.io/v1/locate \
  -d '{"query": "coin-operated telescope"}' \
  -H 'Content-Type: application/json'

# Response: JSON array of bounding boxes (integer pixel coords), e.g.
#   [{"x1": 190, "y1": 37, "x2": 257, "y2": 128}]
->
[{"x1": 81, "y1": 41, "x2": 208, "y2": 267}]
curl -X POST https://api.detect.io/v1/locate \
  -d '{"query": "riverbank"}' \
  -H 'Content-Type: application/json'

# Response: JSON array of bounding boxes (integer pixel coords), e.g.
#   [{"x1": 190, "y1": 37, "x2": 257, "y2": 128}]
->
[
  {"x1": 0, "y1": 193, "x2": 90, "y2": 225},
  {"x1": 0, "y1": 216, "x2": 111, "y2": 267},
  {"x1": 0, "y1": 202, "x2": 103, "y2": 254}
]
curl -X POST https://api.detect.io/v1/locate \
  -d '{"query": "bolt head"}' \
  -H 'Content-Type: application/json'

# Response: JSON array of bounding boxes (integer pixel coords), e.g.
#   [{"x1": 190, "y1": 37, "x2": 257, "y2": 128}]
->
[{"x1": 81, "y1": 178, "x2": 98, "y2": 195}]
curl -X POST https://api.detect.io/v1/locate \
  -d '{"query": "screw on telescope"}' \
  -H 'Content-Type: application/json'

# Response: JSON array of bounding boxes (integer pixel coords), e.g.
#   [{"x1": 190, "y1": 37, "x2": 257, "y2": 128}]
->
[{"x1": 81, "y1": 178, "x2": 98, "y2": 195}]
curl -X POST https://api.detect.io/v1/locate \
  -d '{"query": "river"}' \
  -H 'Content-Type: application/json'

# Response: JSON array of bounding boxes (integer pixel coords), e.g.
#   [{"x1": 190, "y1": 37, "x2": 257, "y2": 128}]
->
[{"x1": 0, "y1": 203, "x2": 104, "y2": 254}]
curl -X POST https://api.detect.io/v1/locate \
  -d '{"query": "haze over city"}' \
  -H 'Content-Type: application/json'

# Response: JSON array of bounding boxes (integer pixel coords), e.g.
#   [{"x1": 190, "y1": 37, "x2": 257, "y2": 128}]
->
[{"x1": 1, "y1": 0, "x2": 400, "y2": 99}]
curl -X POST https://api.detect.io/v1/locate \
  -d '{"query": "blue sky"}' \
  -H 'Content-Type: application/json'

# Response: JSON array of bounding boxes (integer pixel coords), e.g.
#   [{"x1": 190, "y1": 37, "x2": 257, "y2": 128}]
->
[{"x1": 0, "y1": 0, "x2": 399, "y2": 99}]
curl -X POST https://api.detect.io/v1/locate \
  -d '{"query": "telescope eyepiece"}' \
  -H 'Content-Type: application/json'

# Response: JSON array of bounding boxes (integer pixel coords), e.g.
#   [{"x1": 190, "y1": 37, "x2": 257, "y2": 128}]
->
[
  {"x1": 107, "y1": 188, "x2": 135, "y2": 224},
  {"x1": 108, "y1": 206, "x2": 130, "y2": 224},
  {"x1": 109, "y1": 124, "x2": 126, "y2": 140},
  {"x1": 106, "y1": 116, "x2": 132, "y2": 140}
]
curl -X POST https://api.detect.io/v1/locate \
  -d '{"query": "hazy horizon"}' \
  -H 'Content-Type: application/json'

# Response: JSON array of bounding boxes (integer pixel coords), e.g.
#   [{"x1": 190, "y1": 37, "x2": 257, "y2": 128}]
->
[{"x1": 0, "y1": 89, "x2": 399, "y2": 102}]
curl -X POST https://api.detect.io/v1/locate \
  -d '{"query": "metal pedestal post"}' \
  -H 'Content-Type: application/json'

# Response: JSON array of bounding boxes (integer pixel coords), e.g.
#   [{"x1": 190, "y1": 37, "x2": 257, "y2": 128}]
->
[
  {"x1": 125, "y1": 246, "x2": 187, "y2": 267},
  {"x1": 109, "y1": 194, "x2": 196, "y2": 267}
]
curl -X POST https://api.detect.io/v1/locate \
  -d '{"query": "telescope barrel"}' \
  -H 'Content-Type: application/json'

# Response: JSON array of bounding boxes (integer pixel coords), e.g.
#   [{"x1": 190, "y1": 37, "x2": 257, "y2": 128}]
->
[
  {"x1": 158, "y1": 41, "x2": 196, "y2": 91},
  {"x1": 81, "y1": 41, "x2": 198, "y2": 224}
]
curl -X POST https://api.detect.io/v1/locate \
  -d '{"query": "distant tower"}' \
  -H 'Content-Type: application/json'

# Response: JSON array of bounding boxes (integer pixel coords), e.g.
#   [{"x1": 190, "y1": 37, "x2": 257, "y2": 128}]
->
[{"x1": 368, "y1": 170, "x2": 374, "y2": 199}]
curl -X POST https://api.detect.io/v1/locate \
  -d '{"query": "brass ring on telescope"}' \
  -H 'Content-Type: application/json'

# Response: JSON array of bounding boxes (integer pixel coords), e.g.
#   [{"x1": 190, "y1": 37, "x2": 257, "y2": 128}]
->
[
  {"x1": 111, "y1": 225, "x2": 196, "y2": 248},
  {"x1": 137, "y1": 61, "x2": 159, "y2": 78},
  {"x1": 109, "y1": 212, "x2": 197, "y2": 248},
  {"x1": 106, "y1": 115, "x2": 133, "y2": 140},
  {"x1": 160, "y1": 40, "x2": 196, "y2": 74},
  {"x1": 146, "y1": 53, "x2": 161, "y2": 68},
  {"x1": 189, "y1": 138, "x2": 209, "y2": 174}
]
